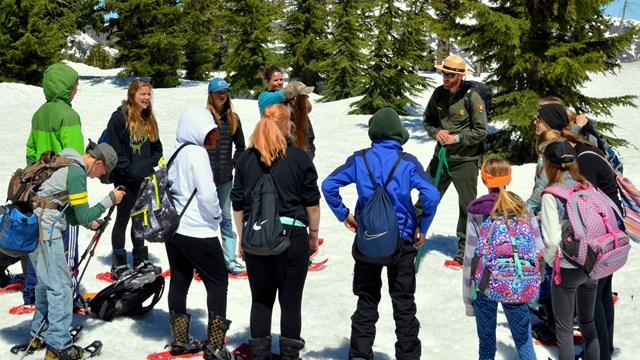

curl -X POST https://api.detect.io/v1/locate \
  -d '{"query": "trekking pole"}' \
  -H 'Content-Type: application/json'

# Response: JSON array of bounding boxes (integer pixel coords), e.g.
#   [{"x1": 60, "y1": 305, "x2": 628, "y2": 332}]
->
[
  {"x1": 414, "y1": 147, "x2": 447, "y2": 273},
  {"x1": 72, "y1": 205, "x2": 116, "y2": 287},
  {"x1": 19, "y1": 317, "x2": 47, "y2": 360}
]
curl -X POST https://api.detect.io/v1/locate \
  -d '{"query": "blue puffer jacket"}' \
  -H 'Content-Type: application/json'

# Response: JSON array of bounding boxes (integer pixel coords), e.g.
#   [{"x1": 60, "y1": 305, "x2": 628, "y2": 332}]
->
[{"x1": 322, "y1": 140, "x2": 440, "y2": 242}]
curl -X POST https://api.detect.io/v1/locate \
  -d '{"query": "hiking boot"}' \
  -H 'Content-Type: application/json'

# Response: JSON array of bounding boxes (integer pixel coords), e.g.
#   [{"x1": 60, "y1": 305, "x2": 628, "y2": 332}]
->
[
  {"x1": 452, "y1": 254, "x2": 464, "y2": 267},
  {"x1": 203, "y1": 313, "x2": 233, "y2": 360},
  {"x1": 44, "y1": 344, "x2": 84, "y2": 360},
  {"x1": 168, "y1": 312, "x2": 201, "y2": 355},
  {"x1": 279, "y1": 336, "x2": 305, "y2": 360},
  {"x1": 133, "y1": 246, "x2": 162, "y2": 275},
  {"x1": 248, "y1": 336, "x2": 272, "y2": 360},
  {"x1": 0, "y1": 270, "x2": 11, "y2": 288},
  {"x1": 111, "y1": 249, "x2": 133, "y2": 280},
  {"x1": 226, "y1": 260, "x2": 245, "y2": 275}
]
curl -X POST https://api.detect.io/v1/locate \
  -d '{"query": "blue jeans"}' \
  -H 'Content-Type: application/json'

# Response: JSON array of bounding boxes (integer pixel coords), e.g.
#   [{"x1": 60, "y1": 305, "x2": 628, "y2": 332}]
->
[
  {"x1": 24, "y1": 224, "x2": 79, "y2": 304},
  {"x1": 473, "y1": 291, "x2": 536, "y2": 360},
  {"x1": 29, "y1": 237, "x2": 73, "y2": 350},
  {"x1": 216, "y1": 181, "x2": 236, "y2": 263}
]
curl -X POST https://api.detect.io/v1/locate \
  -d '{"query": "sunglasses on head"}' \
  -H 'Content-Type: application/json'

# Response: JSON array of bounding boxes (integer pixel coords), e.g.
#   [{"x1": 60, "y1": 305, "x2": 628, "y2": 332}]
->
[
  {"x1": 442, "y1": 72, "x2": 456, "y2": 79},
  {"x1": 534, "y1": 114, "x2": 543, "y2": 124}
]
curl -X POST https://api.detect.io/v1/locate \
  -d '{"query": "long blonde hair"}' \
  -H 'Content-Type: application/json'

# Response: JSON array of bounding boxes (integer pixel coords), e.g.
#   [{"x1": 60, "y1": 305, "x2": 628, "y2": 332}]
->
[
  {"x1": 250, "y1": 104, "x2": 289, "y2": 166},
  {"x1": 122, "y1": 80, "x2": 159, "y2": 142},
  {"x1": 482, "y1": 158, "x2": 529, "y2": 225},
  {"x1": 538, "y1": 130, "x2": 588, "y2": 187},
  {"x1": 206, "y1": 92, "x2": 239, "y2": 135}
]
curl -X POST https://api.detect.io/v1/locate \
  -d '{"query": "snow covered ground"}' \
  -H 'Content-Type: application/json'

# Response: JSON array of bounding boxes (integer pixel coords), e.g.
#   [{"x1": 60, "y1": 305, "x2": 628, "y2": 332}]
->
[{"x1": 1, "y1": 61, "x2": 639, "y2": 359}]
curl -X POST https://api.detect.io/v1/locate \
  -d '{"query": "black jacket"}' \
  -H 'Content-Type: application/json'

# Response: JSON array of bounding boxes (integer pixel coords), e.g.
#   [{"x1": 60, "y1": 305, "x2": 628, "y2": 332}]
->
[
  {"x1": 207, "y1": 111, "x2": 245, "y2": 185},
  {"x1": 575, "y1": 143, "x2": 622, "y2": 213},
  {"x1": 231, "y1": 140, "x2": 320, "y2": 226},
  {"x1": 105, "y1": 106, "x2": 163, "y2": 186}
]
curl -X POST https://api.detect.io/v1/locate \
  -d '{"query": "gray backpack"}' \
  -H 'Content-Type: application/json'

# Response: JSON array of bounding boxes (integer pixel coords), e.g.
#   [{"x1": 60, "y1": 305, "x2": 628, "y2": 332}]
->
[{"x1": 130, "y1": 143, "x2": 196, "y2": 243}]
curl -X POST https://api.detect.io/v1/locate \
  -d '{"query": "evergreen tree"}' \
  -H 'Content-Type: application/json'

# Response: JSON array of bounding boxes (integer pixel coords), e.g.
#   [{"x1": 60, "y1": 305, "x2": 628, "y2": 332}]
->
[
  {"x1": 350, "y1": 0, "x2": 433, "y2": 115},
  {"x1": 282, "y1": 0, "x2": 330, "y2": 88},
  {"x1": 85, "y1": 44, "x2": 115, "y2": 69},
  {"x1": 182, "y1": 0, "x2": 220, "y2": 81},
  {"x1": 0, "y1": 0, "x2": 76, "y2": 85},
  {"x1": 454, "y1": 0, "x2": 638, "y2": 163},
  {"x1": 319, "y1": 0, "x2": 371, "y2": 102},
  {"x1": 220, "y1": 0, "x2": 281, "y2": 97},
  {"x1": 105, "y1": 0, "x2": 185, "y2": 88}
]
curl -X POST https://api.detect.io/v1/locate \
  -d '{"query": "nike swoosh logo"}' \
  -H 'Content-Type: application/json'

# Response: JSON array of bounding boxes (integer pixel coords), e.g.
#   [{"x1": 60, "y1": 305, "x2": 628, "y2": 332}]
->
[
  {"x1": 363, "y1": 230, "x2": 388, "y2": 240},
  {"x1": 253, "y1": 220, "x2": 268, "y2": 230}
]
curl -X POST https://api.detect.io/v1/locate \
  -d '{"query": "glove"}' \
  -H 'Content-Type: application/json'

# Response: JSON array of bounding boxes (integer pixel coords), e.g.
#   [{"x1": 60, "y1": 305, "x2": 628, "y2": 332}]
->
[{"x1": 95, "y1": 218, "x2": 106, "y2": 231}]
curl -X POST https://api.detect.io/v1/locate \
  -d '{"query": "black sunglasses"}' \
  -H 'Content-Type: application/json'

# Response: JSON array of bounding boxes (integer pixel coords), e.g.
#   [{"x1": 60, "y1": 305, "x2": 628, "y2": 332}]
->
[{"x1": 442, "y1": 72, "x2": 456, "y2": 79}]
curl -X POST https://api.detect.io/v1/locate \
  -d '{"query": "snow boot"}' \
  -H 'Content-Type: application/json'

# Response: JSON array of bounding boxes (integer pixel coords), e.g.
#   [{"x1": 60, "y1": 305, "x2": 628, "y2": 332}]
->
[
  {"x1": 44, "y1": 344, "x2": 84, "y2": 360},
  {"x1": 203, "y1": 313, "x2": 233, "y2": 360},
  {"x1": 279, "y1": 336, "x2": 305, "y2": 360},
  {"x1": 226, "y1": 260, "x2": 245, "y2": 275},
  {"x1": 111, "y1": 249, "x2": 132, "y2": 281},
  {"x1": 168, "y1": 312, "x2": 201, "y2": 355},
  {"x1": 248, "y1": 336, "x2": 272, "y2": 360},
  {"x1": 132, "y1": 246, "x2": 162, "y2": 275}
]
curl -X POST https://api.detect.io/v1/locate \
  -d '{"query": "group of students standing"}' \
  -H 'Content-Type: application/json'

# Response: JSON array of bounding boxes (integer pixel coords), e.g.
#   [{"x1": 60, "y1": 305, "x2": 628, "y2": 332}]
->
[
  {"x1": 460, "y1": 102, "x2": 623, "y2": 360},
  {"x1": 2, "y1": 59, "x2": 628, "y2": 360}
]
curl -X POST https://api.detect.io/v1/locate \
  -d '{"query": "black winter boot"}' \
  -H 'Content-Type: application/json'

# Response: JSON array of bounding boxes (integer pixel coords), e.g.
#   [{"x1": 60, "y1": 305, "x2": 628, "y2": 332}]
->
[
  {"x1": 132, "y1": 246, "x2": 161, "y2": 275},
  {"x1": 111, "y1": 249, "x2": 132, "y2": 281},
  {"x1": 203, "y1": 313, "x2": 233, "y2": 360},
  {"x1": 168, "y1": 312, "x2": 201, "y2": 355},
  {"x1": 248, "y1": 336, "x2": 272, "y2": 360},
  {"x1": 279, "y1": 336, "x2": 305, "y2": 360}
]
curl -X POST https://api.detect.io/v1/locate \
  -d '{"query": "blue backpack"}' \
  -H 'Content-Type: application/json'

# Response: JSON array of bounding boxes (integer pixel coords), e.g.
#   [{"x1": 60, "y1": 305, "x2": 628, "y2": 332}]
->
[{"x1": 353, "y1": 150, "x2": 403, "y2": 265}]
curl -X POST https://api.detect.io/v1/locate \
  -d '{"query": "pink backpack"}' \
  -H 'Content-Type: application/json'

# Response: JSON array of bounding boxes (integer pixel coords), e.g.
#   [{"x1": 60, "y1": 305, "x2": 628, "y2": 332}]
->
[{"x1": 542, "y1": 183, "x2": 630, "y2": 281}]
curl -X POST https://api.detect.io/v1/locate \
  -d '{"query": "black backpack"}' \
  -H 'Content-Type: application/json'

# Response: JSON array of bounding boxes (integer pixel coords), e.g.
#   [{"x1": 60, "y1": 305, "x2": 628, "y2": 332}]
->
[
  {"x1": 241, "y1": 158, "x2": 293, "y2": 256},
  {"x1": 353, "y1": 150, "x2": 403, "y2": 265},
  {"x1": 464, "y1": 80, "x2": 494, "y2": 119},
  {"x1": 463, "y1": 80, "x2": 493, "y2": 155},
  {"x1": 89, "y1": 272, "x2": 164, "y2": 321}
]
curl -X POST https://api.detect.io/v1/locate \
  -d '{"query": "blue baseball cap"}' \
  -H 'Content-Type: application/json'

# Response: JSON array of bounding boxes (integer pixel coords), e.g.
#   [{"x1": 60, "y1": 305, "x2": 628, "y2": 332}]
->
[{"x1": 208, "y1": 78, "x2": 232, "y2": 93}]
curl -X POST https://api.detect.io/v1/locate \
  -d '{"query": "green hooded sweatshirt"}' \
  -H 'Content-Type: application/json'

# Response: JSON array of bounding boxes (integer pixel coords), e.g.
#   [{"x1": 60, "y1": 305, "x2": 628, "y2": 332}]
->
[{"x1": 25, "y1": 63, "x2": 84, "y2": 165}]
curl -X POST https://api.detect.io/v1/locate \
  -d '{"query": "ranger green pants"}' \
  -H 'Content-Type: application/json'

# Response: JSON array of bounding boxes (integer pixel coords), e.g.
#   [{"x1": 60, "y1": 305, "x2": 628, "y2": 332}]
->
[{"x1": 417, "y1": 158, "x2": 479, "y2": 257}]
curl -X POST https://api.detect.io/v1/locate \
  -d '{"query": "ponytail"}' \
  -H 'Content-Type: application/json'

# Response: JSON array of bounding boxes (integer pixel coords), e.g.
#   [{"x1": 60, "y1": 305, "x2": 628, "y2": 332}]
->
[{"x1": 250, "y1": 104, "x2": 289, "y2": 166}]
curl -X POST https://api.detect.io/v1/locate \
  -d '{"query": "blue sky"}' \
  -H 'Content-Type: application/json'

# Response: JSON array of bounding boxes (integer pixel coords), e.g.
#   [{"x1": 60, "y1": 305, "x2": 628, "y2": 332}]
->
[{"x1": 605, "y1": 0, "x2": 640, "y2": 20}]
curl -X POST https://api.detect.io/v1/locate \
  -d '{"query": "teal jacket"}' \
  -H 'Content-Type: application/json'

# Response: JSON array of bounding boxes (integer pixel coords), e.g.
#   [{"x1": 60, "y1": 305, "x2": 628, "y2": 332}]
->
[{"x1": 26, "y1": 63, "x2": 84, "y2": 165}]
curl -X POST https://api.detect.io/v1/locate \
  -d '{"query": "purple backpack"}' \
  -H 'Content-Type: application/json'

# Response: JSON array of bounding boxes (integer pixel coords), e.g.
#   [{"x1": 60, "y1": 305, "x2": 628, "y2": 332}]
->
[
  {"x1": 542, "y1": 183, "x2": 630, "y2": 280},
  {"x1": 472, "y1": 216, "x2": 541, "y2": 304}
]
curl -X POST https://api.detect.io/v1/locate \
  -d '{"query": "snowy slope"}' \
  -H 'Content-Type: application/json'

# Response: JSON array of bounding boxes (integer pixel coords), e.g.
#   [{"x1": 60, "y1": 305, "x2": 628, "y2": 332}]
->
[{"x1": 0, "y1": 61, "x2": 639, "y2": 359}]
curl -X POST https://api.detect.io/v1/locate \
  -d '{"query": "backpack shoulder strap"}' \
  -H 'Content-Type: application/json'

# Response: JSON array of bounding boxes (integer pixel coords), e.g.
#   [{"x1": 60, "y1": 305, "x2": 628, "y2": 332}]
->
[
  {"x1": 166, "y1": 143, "x2": 194, "y2": 168},
  {"x1": 541, "y1": 185, "x2": 571, "y2": 200},
  {"x1": 361, "y1": 149, "x2": 403, "y2": 190}
]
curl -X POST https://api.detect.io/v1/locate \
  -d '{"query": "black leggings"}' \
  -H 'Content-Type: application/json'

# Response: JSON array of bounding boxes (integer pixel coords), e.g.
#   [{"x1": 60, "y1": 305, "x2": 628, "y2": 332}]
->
[
  {"x1": 165, "y1": 233, "x2": 228, "y2": 317},
  {"x1": 111, "y1": 182, "x2": 143, "y2": 249},
  {"x1": 244, "y1": 227, "x2": 309, "y2": 339}
]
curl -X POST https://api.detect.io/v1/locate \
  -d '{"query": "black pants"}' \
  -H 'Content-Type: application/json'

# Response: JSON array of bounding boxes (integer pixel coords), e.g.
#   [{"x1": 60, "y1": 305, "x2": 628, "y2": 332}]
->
[
  {"x1": 112, "y1": 182, "x2": 143, "y2": 249},
  {"x1": 349, "y1": 241, "x2": 420, "y2": 360},
  {"x1": 595, "y1": 274, "x2": 614, "y2": 360},
  {"x1": 165, "y1": 233, "x2": 228, "y2": 317},
  {"x1": 244, "y1": 227, "x2": 309, "y2": 339}
]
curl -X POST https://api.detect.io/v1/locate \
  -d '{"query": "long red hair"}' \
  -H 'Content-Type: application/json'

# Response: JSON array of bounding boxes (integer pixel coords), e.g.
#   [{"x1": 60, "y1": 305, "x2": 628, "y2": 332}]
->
[{"x1": 250, "y1": 104, "x2": 289, "y2": 165}]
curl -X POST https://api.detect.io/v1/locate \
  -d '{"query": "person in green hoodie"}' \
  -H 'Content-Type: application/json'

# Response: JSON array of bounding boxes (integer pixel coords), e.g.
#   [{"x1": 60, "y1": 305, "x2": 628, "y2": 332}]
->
[
  {"x1": 22, "y1": 63, "x2": 86, "y2": 308},
  {"x1": 421, "y1": 55, "x2": 488, "y2": 267}
]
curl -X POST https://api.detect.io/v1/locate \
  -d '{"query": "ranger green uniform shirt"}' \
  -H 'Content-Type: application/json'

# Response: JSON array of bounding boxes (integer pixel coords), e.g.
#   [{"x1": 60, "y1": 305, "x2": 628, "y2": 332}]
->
[{"x1": 423, "y1": 82, "x2": 488, "y2": 162}]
